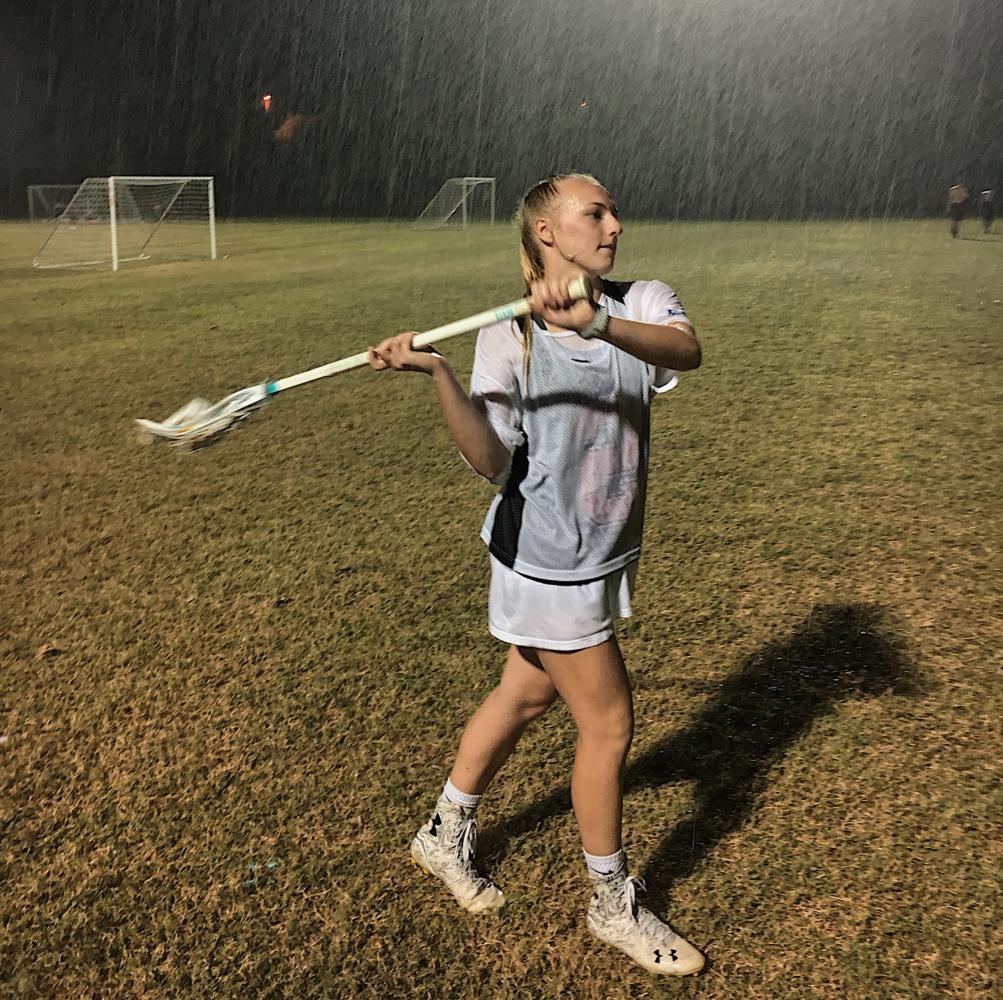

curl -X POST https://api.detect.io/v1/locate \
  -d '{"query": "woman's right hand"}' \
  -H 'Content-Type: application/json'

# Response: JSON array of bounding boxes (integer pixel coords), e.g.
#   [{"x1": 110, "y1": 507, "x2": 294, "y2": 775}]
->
[{"x1": 367, "y1": 332, "x2": 444, "y2": 375}]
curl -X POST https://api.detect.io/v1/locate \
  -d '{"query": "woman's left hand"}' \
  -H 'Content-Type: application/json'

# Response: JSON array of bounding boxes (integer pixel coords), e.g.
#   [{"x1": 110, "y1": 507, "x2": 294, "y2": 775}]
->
[{"x1": 528, "y1": 276, "x2": 598, "y2": 333}]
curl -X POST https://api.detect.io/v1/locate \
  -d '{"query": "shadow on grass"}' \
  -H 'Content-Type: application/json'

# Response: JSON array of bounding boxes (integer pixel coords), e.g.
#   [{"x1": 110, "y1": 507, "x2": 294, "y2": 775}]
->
[{"x1": 480, "y1": 603, "x2": 921, "y2": 903}]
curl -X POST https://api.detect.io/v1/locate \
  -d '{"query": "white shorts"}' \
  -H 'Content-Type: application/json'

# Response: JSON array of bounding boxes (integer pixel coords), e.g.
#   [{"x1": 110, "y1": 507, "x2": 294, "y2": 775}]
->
[{"x1": 487, "y1": 555, "x2": 638, "y2": 652}]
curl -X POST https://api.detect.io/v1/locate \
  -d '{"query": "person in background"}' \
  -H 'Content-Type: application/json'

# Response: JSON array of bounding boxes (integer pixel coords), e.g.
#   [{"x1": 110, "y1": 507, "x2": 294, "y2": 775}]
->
[
  {"x1": 976, "y1": 189, "x2": 995, "y2": 235},
  {"x1": 947, "y1": 181, "x2": 969, "y2": 238}
]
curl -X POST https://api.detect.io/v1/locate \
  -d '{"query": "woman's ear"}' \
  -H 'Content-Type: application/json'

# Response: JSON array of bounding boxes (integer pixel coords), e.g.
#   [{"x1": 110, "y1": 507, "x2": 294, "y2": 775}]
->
[{"x1": 534, "y1": 214, "x2": 555, "y2": 248}]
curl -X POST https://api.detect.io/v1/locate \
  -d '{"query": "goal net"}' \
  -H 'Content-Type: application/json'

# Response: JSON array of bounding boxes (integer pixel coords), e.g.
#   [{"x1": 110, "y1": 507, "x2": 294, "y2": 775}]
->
[
  {"x1": 27, "y1": 184, "x2": 80, "y2": 221},
  {"x1": 415, "y1": 176, "x2": 496, "y2": 228},
  {"x1": 33, "y1": 176, "x2": 217, "y2": 271}
]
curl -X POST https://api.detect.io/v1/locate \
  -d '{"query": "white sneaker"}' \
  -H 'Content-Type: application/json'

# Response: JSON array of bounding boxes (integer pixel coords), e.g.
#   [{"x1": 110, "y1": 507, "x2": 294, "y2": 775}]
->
[
  {"x1": 587, "y1": 869, "x2": 705, "y2": 976},
  {"x1": 410, "y1": 796, "x2": 505, "y2": 914}
]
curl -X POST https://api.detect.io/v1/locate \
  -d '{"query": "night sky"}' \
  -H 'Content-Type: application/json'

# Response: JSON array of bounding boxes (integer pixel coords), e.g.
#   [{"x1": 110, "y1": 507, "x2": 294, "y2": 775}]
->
[{"x1": 4, "y1": 0, "x2": 1002, "y2": 219}]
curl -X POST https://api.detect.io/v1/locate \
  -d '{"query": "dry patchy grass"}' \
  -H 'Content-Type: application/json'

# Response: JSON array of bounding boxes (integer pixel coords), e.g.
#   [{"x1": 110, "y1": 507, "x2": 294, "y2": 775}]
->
[{"x1": 1, "y1": 219, "x2": 1001, "y2": 998}]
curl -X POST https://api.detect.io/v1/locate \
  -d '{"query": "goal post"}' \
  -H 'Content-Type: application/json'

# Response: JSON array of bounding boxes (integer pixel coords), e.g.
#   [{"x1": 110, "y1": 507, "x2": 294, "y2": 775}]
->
[
  {"x1": 27, "y1": 184, "x2": 81, "y2": 221},
  {"x1": 33, "y1": 176, "x2": 217, "y2": 271},
  {"x1": 415, "y1": 176, "x2": 496, "y2": 228}
]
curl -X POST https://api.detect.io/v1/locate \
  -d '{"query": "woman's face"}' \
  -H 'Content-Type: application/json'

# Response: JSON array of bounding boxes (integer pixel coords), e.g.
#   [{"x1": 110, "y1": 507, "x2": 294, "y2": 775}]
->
[{"x1": 542, "y1": 178, "x2": 624, "y2": 276}]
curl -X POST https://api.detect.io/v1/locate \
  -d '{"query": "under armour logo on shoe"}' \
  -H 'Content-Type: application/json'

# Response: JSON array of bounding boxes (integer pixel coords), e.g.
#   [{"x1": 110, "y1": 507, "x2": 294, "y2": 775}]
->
[
  {"x1": 653, "y1": 949, "x2": 679, "y2": 965},
  {"x1": 429, "y1": 813, "x2": 442, "y2": 837}
]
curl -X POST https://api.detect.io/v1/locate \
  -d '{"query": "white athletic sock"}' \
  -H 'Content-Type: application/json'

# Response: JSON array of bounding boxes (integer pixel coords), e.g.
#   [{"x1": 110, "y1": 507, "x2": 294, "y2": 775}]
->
[
  {"x1": 442, "y1": 778, "x2": 481, "y2": 810},
  {"x1": 583, "y1": 848, "x2": 626, "y2": 877}
]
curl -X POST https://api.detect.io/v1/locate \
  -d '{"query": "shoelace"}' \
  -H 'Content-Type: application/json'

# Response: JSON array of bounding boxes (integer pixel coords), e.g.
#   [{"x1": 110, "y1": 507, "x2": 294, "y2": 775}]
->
[
  {"x1": 624, "y1": 874, "x2": 645, "y2": 914},
  {"x1": 623, "y1": 876, "x2": 679, "y2": 944},
  {"x1": 460, "y1": 817, "x2": 477, "y2": 863},
  {"x1": 453, "y1": 816, "x2": 491, "y2": 890},
  {"x1": 448, "y1": 815, "x2": 478, "y2": 865}
]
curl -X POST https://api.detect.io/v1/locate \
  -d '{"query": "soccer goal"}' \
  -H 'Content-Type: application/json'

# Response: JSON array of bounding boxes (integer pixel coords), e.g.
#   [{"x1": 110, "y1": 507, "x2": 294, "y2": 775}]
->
[
  {"x1": 415, "y1": 176, "x2": 496, "y2": 228},
  {"x1": 33, "y1": 176, "x2": 217, "y2": 271},
  {"x1": 27, "y1": 184, "x2": 80, "y2": 221}
]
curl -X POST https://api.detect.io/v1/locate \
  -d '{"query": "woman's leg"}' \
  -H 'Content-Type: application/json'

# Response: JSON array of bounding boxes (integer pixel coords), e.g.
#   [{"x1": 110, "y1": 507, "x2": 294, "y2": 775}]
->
[
  {"x1": 534, "y1": 637, "x2": 633, "y2": 856},
  {"x1": 448, "y1": 644, "x2": 559, "y2": 795},
  {"x1": 411, "y1": 644, "x2": 557, "y2": 913},
  {"x1": 535, "y1": 637, "x2": 704, "y2": 975}
]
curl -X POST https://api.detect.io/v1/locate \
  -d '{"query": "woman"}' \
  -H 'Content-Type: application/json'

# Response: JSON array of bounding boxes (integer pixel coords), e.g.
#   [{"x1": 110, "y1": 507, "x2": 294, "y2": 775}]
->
[{"x1": 368, "y1": 173, "x2": 705, "y2": 976}]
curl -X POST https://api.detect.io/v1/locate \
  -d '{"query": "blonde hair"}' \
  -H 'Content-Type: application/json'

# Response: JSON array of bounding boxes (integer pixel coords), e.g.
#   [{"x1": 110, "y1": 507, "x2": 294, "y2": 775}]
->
[{"x1": 515, "y1": 172, "x2": 604, "y2": 378}]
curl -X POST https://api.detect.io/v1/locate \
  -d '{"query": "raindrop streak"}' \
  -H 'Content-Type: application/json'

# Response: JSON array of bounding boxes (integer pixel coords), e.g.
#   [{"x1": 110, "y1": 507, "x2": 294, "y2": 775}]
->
[{"x1": 4, "y1": 0, "x2": 1001, "y2": 219}]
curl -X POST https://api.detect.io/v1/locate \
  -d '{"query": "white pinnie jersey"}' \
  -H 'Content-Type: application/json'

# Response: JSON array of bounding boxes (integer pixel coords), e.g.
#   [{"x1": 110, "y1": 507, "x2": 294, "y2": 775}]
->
[{"x1": 469, "y1": 279, "x2": 691, "y2": 582}]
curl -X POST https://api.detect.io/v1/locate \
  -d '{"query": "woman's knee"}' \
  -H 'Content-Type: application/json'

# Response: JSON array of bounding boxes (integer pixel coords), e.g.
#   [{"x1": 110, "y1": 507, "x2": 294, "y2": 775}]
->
[
  {"x1": 509, "y1": 684, "x2": 557, "y2": 724},
  {"x1": 493, "y1": 645, "x2": 559, "y2": 723},
  {"x1": 492, "y1": 676, "x2": 557, "y2": 725},
  {"x1": 578, "y1": 704, "x2": 634, "y2": 755}
]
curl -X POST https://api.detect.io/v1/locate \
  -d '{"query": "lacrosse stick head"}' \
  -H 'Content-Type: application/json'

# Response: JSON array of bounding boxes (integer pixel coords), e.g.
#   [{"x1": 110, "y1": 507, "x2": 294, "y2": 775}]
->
[{"x1": 135, "y1": 384, "x2": 271, "y2": 450}]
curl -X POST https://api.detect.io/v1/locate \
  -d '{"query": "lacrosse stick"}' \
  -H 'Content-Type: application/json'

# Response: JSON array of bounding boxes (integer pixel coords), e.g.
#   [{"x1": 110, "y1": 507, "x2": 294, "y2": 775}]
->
[{"x1": 135, "y1": 276, "x2": 592, "y2": 449}]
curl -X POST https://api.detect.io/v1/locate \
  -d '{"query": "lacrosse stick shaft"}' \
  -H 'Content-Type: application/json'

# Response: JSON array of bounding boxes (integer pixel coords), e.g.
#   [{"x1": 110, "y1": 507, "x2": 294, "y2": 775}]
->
[
  {"x1": 133, "y1": 276, "x2": 593, "y2": 446},
  {"x1": 268, "y1": 275, "x2": 591, "y2": 395}
]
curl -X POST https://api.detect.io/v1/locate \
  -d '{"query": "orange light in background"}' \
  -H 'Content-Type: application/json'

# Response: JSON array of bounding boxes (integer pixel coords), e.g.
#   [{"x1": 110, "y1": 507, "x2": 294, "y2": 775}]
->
[{"x1": 261, "y1": 93, "x2": 272, "y2": 112}]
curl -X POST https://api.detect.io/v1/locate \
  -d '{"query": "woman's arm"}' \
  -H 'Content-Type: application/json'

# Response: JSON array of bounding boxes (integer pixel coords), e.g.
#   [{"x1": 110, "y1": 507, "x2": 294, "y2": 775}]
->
[
  {"x1": 599, "y1": 317, "x2": 701, "y2": 370},
  {"x1": 429, "y1": 358, "x2": 512, "y2": 480},
  {"x1": 368, "y1": 333, "x2": 512, "y2": 481},
  {"x1": 528, "y1": 276, "x2": 702, "y2": 371},
  {"x1": 592, "y1": 278, "x2": 703, "y2": 370}
]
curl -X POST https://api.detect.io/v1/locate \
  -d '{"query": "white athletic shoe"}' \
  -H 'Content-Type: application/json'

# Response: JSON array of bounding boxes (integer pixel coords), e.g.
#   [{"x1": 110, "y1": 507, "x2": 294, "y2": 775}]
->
[
  {"x1": 587, "y1": 869, "x2": 705, "y2": 976},
  {"x1": 410, "y1": 796, "x2": 505, "y2": 914}
]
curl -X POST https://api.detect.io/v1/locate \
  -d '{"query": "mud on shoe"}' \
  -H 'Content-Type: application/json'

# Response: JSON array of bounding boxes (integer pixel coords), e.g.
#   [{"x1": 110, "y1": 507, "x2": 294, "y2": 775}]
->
[
  {"x1": 410, "y1": 796, "x2": 504, "y2": 914},
  {"x1": 587, "y1": 869, "x2": 705, "y2": 976}
]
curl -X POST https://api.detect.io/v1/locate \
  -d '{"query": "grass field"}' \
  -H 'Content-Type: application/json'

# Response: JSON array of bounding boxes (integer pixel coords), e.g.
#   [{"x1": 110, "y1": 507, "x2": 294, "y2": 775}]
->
[{"x1": 1, "y1": 218, "x2": 1000, "y2": 999}]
